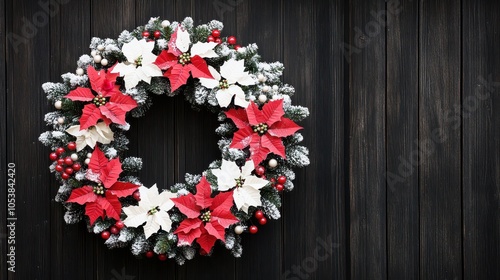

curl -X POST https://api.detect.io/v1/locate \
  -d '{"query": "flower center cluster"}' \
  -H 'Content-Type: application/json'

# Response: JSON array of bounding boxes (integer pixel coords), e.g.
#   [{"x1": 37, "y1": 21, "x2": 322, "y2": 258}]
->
[
  {"x1": 219, "y1": 79, "x2": 229, "y2": 89},
  {"x1": 135, "y1": 55, "x2": 143, "y2": 67},
  {"x1": 93, "y1": 184, "x2": 105, "y2": 195},
  {"x1": 200, "y1": 209, "x2": 211, "y2": 222},
  {"x1": 179, "y1": 52, "x2": 191, "y2": 65},
  {"x1": 93, "y1": 94, "x2": 108, "y2": 107},
  {"x1": 235, "y1": 177, "x2": 245, "y2": 188},
  {"x1": 252, "y1": 123, "x2": 268, "y2": 135},
  {"x1": 147, "y1": 206, "x2": 160, "y2": 215}
]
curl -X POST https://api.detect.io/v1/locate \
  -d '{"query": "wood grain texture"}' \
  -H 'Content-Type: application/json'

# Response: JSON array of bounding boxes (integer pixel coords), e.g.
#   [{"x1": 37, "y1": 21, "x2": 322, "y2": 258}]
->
[
  {"x1": 348, "y1": 0, "x2": 387, "y2": 279},
  {"x1": 1, "y1": 0, "x2": 6, "y2": 278},
  {"x1": 462, "y1": 0, "x2": 500, "y2": 279},
  {"x1": 419, "y1": 1, "x2": 462, "y2": 279},
  {"x1": 385, "y1": 0, "x2": 419, "y2": 279}
]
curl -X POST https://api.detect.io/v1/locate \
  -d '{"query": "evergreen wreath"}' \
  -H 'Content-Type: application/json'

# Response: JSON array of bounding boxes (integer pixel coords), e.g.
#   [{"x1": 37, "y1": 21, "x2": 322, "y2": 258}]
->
[{"x1": 39, "y1": 17, "x2": 310, "y2": 264}]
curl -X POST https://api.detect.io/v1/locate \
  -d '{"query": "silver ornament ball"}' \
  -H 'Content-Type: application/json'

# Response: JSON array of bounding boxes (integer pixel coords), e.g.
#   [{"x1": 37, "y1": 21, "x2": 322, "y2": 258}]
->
[
  {"x1": 100, "y1": 58, "x2": 108, "y2": 66},
  {"x1": 268, "y1": 159, "x2": 278, "y2": 168},
  {"x1": 258, "y1": 94, "x2": 267, "y2": 103},
  {"x1": 54, "y1": 100, "x2": 62, "y2": 109},
  {"x1": 93, "y1": 55, "x2": 102, "y2": 63},
  {"x1": 76, "y1": 68, "x2": 84, "y2": 76},
  {"x1": 234, "y1": 225, "x2": 244, "y2": 235},
  {"x1": 71, "y1": 153, "x2": 78, "y2": 161}
]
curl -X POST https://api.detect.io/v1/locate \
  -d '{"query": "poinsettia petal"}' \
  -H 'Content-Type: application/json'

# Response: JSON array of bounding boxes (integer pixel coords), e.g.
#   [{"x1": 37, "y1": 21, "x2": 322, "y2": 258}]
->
[
  {"x1": 205, "y1": 221, "x2": 226, "y2": 241},
  {"x1": 112, "y1": 63, "x2": 137, "y2": 76},
  {"x1": 229, "y1": 85, "x2": 249, "y2": 108},
  {"x1": 143, "y1": 215, "x2": 161, "y2": 239},
  {"x1": 230, "y1": 127, "x2": 254, "y2": 149},
  {"x1": 172, "y1": 194, "x2": 200, "y2": 219},
  {"x1": 243, "y1": 175, "x2": 268, "y2": 190},
  {"x1": 109, "y1": 93, "x2": 138, "y2": 112},
  {"x1": 88, "y1": 146, "x2": 108, "y2": 175},
  {"x1": 241, "y1": 160, "x2": 255, "y2": 177},
  {"x1": 198, "y1": 66, "x2": 221, "y2": 89},
  {"x1": 261, "y1": 134, "x2": 286, "y2": 158},
  {"x1": 141, "y1": 63, "x2": 163, "y2": 79},
  {"x1": 234, "y1": 186, "x2": 262, "y2": 213},
  {"x1": 66, "y1": 125, "x2": 83, "y2": 137},
  {"x1": 215, "y1": 89, "x2": 234, "y2": 108},
  {"x1": 211, "y1": 196, "x2": 239, "y2": 228},
  {"x1": 246, "y1": 101, "x2": 266, "y2": 126},
  {"x1": 108, "y1": 181, "x2": 139, "y2": 197},
  {"x1": 190, "y1": 42, "x2": 218, "y2": 58},
  {"x1": 268, "y1": 117, "x2": 303, "y2": 137},
  {"x1": 67, "y1": 186, "x2": 97, "y2": 204},
  {"x1": 176, "y1": 226, "x2": 202, "y2": 247},
  {"x1": 194, "y1": 177, "x2": 214, "y2": 209},
  {"x1": 175, "y1": 27, "x2": 191, "y2": 53},
  {"x1": 225, "y1": 108, "x2": 249, "y2": 129},
  {"x1": 79, "y1": 104, "x2": 103, "y2": 130},
  {"x1": 210, "y1": 191, "x2": 235, "y2": 214},
  {"x1": 175, "y1": 218, "x2": 203, "y2": 234},
  {"x1": 86, "y1": 66, "x2": 104, "y2": 93},
  {"x1": 154, "y1": 212, "x2": 173, "y2": 233},
  {"x1": 220, "y1": 59, "x2": 245, "y2": 85},
  {"x1": 66, "y1": 87, "x2": 95, "y2": 101},
  {"x1": 85, "y1": 201, "x2": 104, "y2": 225},
  {"x1": 248, "y1": 135, "x2": 271, "y2": 166},
  {"x1": 99, "y1": 158, "x2": 122, "y2": 188},
  {"x1": 166, "y1": 64, "x2": 191, "y2": 92},
  {"x1": 158, "y1": 190, "x2": 177, "y2": 212},
  {"x1": 262, "y1": 99, "x2": 285, "y2": 127},
  {"x1": 154, "y1": 51, "x2": 179, "y2": 70},
  {"x1": 121, "y1": 38, "x2": 143, "y2": 63},
  {"x1": 188, "y1": 55, "x2": 213, "y2": 79},
  {"x1": 100, "y1": 103, "x2": 127, "y2": 125},
  {"x1": 196, "y1": 227, "x2": 218, "y2": 254},
  {"x1": 122, "y1": 205, "x2": 149, "y2": 227},
  {"x1": 99, "y1": 193, "x2": 122, "y2": 221}
]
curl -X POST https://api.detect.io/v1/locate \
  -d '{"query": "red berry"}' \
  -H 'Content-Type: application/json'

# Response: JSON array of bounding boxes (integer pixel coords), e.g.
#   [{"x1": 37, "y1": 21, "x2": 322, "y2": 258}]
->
[
  {"x1": 158, "y1": 254, "x2": 167, "y2": 261},
  {"x1": 259, "y1": 217, "x2": 267, "y2": 225},
  {"x1": 65, "y1": 167, "x2": 73, "y2": 175},
  {"x1": 153, "y1": 30, "x2": 161, "y2": 38},
  {"x1": 55, "y1": 164, "x2": 64, "y2": 172},
  {"x1": 145, "y1": 251, "x2": 154, "y2": 258},
  {"x1": 72, "y1": 163, "x2": 81, "y2": 171},
  {"x1": 215, "y1": 37, "x2": 222, "y2": 44},
  {"x1": 67, "y1": 142, "x2": 76, "y2": 150},
  {"x1": 254, "y1": 210, "x2": 264, "y2": 219},
  {"x1": 115, "y1": 220, "x2": 125, "y2": 229},
  {"x1": 255, "y1": 165, "x2": 266, "y2": 176},
  {"x1": 249, "y1": 225, "x2": 258, "y2": 234},
  {"x1": 101, "y1": 231, "x2": 110, "y2": 240},
  {"x1": 56, "y1": 147, "x2": 65, "y2": 155},
  {"x1": 57, "y1": 158, "x2": 65, "y2": 165},
  {"x1": 207, "y1": 35, "x2": 215, "y2": 42},
  {"x1": 133, "y1": 191, "x2": 141, "y2": 201},
  {"x1": 227, "y1": 36, "x2": 237, "y2": 45},
  {"x1": 142, "y1": 31, "x2": 150, "y2": 38},
  {"x1": 270, "y1": 178, "x2": 276, "y2": 184},
  {"x1": 110, "y1": 225, "x2": 119, "y2": 235},
  {"x1": 234, "y1": 44, "x2": 241, "y2": 50},
  {"x1": 61, "y1": 173, "x2": 70, "y2": 180},
  {"x1": 64, "y1": 157, "x2": 73, "y2": 166},
  {"x1": 277, "y1": 175, "x2": 287, "y2": 184},
  {"x1": 275, "y1": 184, "x2": 284, "y2": 192},
  {"x1": 50, "y1": 152, "x2": 58, "y2": 161},
  {"x1": 211, "y1": 29, "x2": 221, "y2": 38}
]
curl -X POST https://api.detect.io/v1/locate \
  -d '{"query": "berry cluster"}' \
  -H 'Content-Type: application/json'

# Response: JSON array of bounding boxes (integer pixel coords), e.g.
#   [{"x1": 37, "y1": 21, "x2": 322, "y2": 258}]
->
[
  {"x1": 48, "y1": 142, "x2": 81, "y2": 180},
  {"x1": 207, "y1": 29, "x2": 241, "y2": 50},
  {"x1": 100, "y1": 220, "x2": 125, "y2": 240}
]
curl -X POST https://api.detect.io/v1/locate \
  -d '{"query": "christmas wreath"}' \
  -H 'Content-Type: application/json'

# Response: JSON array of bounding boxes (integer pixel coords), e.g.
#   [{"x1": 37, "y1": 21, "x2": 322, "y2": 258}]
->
[{"x1": 39, "y1": 17, "x2": 310, "y2": 263}]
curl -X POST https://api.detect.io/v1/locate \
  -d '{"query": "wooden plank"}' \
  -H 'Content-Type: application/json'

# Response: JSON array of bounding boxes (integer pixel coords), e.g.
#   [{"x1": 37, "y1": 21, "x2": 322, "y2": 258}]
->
[
  {"x1": 462, "y1": 0, "x2": 500, "y2": 279},
  {"x1": 348, "y1": 0, "x2": 387, "y2": 278},
  {"x1": 385, "y1": 1, "x2": 419, "y2": 279},
  {"x1": 282, "y1": 0, "x2": 347, "y2": 279},
  {"x1": 47, "y1": 1, "x2": 92, "y2": 279},
  {"x1": 5, "y1": 0, "x2": 52, "y2": 278},
  {"x1": 419, "y1": 1, "x2": 462, "y2": 279}
]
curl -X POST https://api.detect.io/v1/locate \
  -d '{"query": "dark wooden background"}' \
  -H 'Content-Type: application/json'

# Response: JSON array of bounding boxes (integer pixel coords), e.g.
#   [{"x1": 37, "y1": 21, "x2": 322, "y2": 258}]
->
[{"x1": 2, "y1": 0, "x2": 499, "y2": 279}]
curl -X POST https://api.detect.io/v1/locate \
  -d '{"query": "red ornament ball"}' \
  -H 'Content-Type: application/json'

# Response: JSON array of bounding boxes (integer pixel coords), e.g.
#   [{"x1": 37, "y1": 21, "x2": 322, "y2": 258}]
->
[
  {"x1": 115, "y1": 220, "x2": 125, "y2": 229},
  {"x1": 61, "y1": 173, "x2": 70, "y2": 180},
  {"x1": 72, "y1": 163, "x2": 81, "y2": 171},
  {"x1": 259, "y1": 217, "x2": 267, "y2": 225},
  {"x1": 211, "y1": 29, "x2": 221, "y2": 38},
  {"x1": 249, "y1": 225, "x2": 258, "y2": 234},
  {"x1": 215, "y1": 37, "x2": 222, "y2": 44},
  {"x1": 65, "y1": 167, "x2": 73, "y2": 175},
  {"x1": 234, "y1": 44, "x2": 241, "y2": 50},
  {"x1": 67, "y1": 142, "x2": 76, "y2": 150},
  {"x1": 142, "y1": 31, "x2": 150, "y2": 38},
  {"x1": 56, "y1": 147, "x2": 65, "y2": 155},
  {"x1": 57, "y1": 158, "x2": 65, "y2": 165},
  {"x1": 145, "y1": 251, "x2": 154, "y2": 258},
  {"x1": 227, "y1": 36, "x2": 237, "y2": 45},
  {"x1": 64, "y1": 157, "x2": 73, "y2": 166},
  {"x1": 101, "y1": 231, "x2": 110, "y2": 240},
  {"x1": 55, "y1": 164, "x2": 64, "y2": 173},
  {"x1": 254, "y1": 210, "x2": 264, "y2": 219},
  {"x1": 255, "y1": 165, "x2": 265, "y2": 176},
  {"x1": 49, "y1": 152, "x2": 58, "y2": 161},
  {"x1": 277, "y1": 175, "x2": 287, "y2": 184},
  {"x1": 153, "y1": 30, "x2": 161, "y2": 38},
  {"x1": 275, "y1": 184, "x2": 284, "y2": 192},
  {"x1": 110, "y1": 225, "x2": 119, "y2": 235},
  {"x1": 133, "y1": 190, "x2": 141, "y2": 201},
  {"x1": 207, "y1": 35, "x2": 215, "y2": 42},
  {"x1": 158, "y1": 254, "x2": 167, "y2": 261}
]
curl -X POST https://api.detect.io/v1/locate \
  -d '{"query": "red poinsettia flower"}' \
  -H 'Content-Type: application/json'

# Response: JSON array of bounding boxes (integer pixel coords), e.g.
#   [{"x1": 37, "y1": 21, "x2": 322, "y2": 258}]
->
[
  {"x1": 65, "y1": 65, "x2": 137, "y2": 130},
  {"x1": 226, "y1": 99, "x2": 303, "y2": 166},
  {"x1": 66, "y1": 147, "x2": 139, "y2": 225},
  {"x1": 172, "y1": 177, "x2": 238, "y2": 254},
  {"x1": 154, "y1": 27, "x2": 216, "y2": 92}
]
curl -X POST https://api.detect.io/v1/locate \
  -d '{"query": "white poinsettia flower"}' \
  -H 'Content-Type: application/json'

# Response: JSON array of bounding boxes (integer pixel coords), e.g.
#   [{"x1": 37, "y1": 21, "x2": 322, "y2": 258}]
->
[
  {"x1": 212, "y1": 160, "x2": 268, "y2": 213},
  {"x1": 173, "y1": 28, "x2": 218, "y2": 58},
  {"x1": 66, "y1": 122, "x2": 114, "y2": 151},
  {"x1": 122, "y1": 184, "x2": 176, "y2": 239},
  {"x1": 111, "y1": 38, "x2": 163, "y2": 90},
  {"x1": 199, "y1": 59, "x2": 256, "y2": 108}
]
